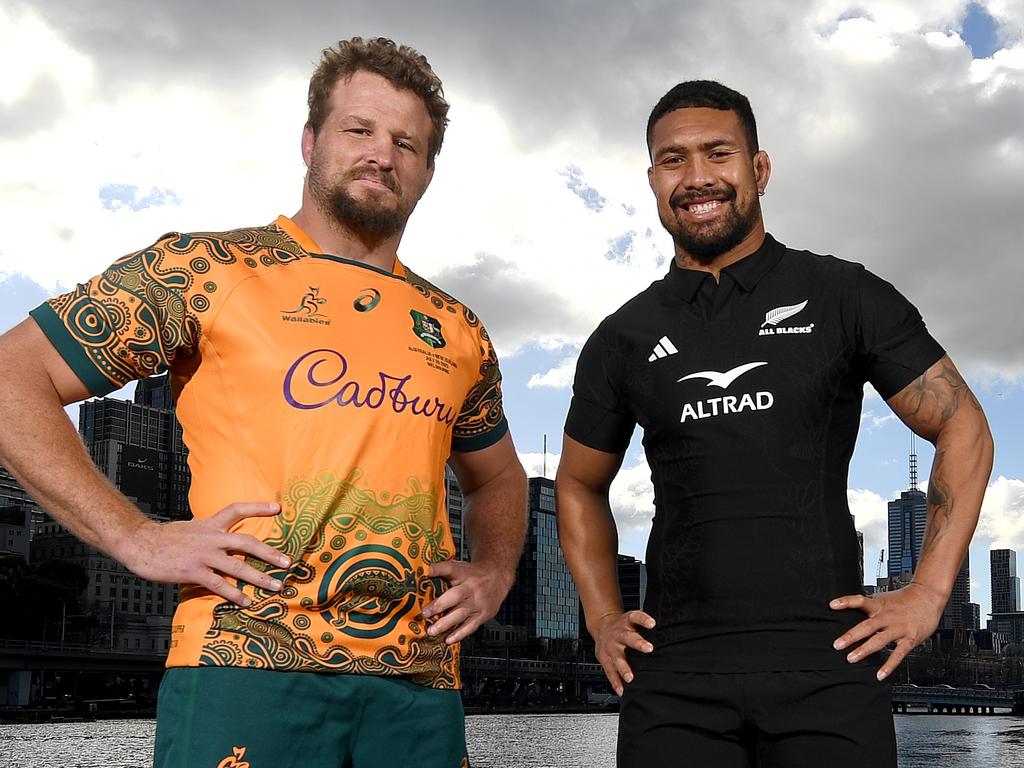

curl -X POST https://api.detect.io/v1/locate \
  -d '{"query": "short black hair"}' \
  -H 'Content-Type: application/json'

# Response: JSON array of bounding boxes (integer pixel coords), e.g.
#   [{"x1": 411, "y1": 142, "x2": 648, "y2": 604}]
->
[{"x1": 646, "y1": 80, "x2": 759, "y2": 156}]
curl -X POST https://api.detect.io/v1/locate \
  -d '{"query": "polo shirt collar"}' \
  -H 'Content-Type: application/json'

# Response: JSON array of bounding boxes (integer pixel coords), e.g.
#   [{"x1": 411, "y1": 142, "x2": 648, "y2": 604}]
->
[{"x1": 665, "y1": 233, "x2": 785, "y2": 302}]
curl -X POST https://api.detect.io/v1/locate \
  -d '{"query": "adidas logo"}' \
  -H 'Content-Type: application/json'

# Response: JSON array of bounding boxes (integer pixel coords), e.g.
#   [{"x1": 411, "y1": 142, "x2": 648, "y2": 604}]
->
[{"x1": 648, "y1": 336, "x2": 678, "y2": 362}]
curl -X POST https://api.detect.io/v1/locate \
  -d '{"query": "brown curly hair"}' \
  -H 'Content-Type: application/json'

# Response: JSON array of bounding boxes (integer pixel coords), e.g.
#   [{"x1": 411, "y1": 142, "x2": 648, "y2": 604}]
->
[{"x1": 307, "y1": 37, "x2": 450, "y2": 166}]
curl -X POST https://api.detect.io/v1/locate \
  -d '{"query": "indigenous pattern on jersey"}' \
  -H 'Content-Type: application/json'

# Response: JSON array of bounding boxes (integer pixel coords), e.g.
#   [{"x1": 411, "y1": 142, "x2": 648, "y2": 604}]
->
[
  {"x1": 565, "y1": 234, "x2": 945, "y2": 673},
  {"x1": 32, "y1": 216, "x2": 508, "y2": 688}
]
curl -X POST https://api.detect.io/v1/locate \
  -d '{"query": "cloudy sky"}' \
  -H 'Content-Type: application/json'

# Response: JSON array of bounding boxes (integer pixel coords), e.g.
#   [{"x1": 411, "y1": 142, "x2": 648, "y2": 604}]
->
[{"x1": 1, "y1": 0, "x2": 1022, "y2": 619}]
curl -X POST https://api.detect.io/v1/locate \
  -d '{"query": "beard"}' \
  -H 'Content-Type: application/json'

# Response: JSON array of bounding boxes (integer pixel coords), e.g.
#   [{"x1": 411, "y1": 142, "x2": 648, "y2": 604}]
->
[
  {"x1": 664, "y1": 186, "x2": 760, "y2": 265},
  {"x1": 308, "y1": 155, "x2": 407, "y2": 240}
]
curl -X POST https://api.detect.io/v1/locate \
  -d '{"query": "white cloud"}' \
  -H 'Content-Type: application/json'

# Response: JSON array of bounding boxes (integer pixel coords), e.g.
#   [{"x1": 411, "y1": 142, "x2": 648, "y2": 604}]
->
[
  {"x1": 608, "y1": 454, "x2": 656, "y2": 533},
  {"x1": 824, "y1": 17, "x2": 899, "y2": 62},
  {"x1": 860, "y1": 410, "x2": 899, "y2": 431},
  {"x1": 517, "y1": 451, "x2": 559, "y2": 481},
  {"x1": 849, "y1": 487, "x2": 891, "y2": 580},
  {"x1": 977, "y1": 475, "x2": 1024, "y2": 547},
  {"x1": 3, "y1": 2, "x2": 1018, "y2": 379},
  {"x1": 527, "y1": 355, "x2": 579, "y2": 390}
]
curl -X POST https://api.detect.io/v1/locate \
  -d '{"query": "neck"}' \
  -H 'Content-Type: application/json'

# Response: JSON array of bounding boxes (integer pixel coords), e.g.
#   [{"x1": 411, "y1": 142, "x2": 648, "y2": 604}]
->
[
  {"x1": 674, "y1": 224, "x2": 767, "y2": 281},
  {"x1": 291, "y1": 201, "x2": 404, "y2": 273}
]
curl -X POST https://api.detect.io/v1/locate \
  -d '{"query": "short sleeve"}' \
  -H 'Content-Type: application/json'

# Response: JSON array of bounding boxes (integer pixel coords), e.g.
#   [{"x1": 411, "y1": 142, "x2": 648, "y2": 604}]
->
[
  {"x1": 29, "y1": 233, "x2": 205, "y2": 396},
  {"x1": 856, "y1": 266, "x2": 945, "y2": 399},
  {"x1": 564, "y1": 322, "x2": 636, "y2": 453},
  {"x1": 451, "y1": 321, "x2": 508, "y2": 452}
]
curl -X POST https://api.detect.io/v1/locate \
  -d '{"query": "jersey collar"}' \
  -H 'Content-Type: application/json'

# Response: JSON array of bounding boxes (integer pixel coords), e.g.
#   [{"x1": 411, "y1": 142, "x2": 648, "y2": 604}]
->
[
  {"x1": 273, "y1": 215, "x2": 407, "y2": 277},
  {"x1": 665, "y1": 233, "x2": 785, "y2": 302}
]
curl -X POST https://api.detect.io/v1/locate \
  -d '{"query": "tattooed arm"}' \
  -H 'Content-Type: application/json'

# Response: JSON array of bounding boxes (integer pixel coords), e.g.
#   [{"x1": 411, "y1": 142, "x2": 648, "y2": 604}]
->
[{"x1": 830, "y1": 355, "x2": 993, "y2": 680}]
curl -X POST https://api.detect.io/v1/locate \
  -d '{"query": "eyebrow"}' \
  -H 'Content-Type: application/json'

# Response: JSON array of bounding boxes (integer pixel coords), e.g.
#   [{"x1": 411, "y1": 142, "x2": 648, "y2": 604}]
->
[{"x1": 655, "y1": 138, "x2": 739, "y2": 158}]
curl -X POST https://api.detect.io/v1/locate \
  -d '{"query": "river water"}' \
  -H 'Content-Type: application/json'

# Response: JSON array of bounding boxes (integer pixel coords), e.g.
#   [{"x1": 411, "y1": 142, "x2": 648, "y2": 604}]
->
[{"x1": 1, "y1": 713, "x2": 1022, "y2": 767}]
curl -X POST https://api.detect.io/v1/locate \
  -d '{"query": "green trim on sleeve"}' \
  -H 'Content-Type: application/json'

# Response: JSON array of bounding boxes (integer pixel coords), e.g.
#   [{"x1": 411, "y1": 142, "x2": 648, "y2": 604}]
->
[
  {"x1": 29, "y1": 302, "x2": 121, "y2": 397},
  {"x1": 451, "y1": 416, "x2": 509, "y2": 453}
]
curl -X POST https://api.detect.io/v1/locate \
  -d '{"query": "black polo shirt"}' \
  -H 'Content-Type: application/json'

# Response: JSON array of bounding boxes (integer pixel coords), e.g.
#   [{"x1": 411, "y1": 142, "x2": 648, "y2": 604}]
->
[{"x1": 564, "y1": 233, "x2": 945, "y2": 672}]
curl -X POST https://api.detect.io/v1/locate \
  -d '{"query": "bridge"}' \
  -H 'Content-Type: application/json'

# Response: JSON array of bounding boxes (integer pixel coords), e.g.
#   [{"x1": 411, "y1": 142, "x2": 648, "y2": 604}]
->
[
  {"x1": 0, "y1": 641, "x2": 606, "y2": 682},
  {"x1": 891, "y1": 684, "x2": 1024, "y2": 715},
  {"x1": 0, "y1": 640, "x2": 609, "y2": 707},
  {"x1": 0, "y1": 640, "x2": 165, "y2": 674},
  {"x1": 6, "y1": 641, "x2": 1023, "y2": 715}
]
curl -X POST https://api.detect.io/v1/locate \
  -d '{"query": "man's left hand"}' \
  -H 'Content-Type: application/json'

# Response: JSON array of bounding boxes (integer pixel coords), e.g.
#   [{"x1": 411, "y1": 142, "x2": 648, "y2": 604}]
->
[
  {"x1": 830, "y1": 582, "x2": 947, "y2": 680},
  {"x1": 422, "y1": 560, "x2": 513, "y2": 644}
]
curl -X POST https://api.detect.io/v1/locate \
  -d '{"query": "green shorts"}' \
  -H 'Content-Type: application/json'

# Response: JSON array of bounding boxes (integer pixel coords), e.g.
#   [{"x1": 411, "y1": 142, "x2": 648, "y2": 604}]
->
[{"x1": 154, "y1": 667, "x2": 469, "y2": 768}]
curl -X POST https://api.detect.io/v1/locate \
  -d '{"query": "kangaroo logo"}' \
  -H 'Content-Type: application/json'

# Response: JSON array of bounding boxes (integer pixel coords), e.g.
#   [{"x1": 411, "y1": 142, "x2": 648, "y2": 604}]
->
[
  {"x1": 284, "y1": 286, "x2": 328, "y2": 318},
  {"x1": 216, "y1": 746, "x2": 251, "y2": 768}
]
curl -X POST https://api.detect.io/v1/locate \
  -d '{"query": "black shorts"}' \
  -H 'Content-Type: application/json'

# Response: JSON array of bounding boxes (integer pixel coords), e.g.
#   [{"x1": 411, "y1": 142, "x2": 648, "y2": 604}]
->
[{"x1": 617, "y1": 665, "x2": 895, "y2": 768}]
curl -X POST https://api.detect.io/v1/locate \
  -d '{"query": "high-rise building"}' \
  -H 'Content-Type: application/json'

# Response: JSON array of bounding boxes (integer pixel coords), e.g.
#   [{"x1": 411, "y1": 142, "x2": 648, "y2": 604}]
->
[
  {"x1": 443, "y1": 465, "x2": 467, "y2": 561},
  {"x1": 991, "y1": 549, "x2": 1020, "y2": 614},
  {"x1": 497, "y1": 477, "x2": 579, "y2": 640},
  {"x1": 0, "y1": 464, "x2": 38, "y2": 559},
  {"x1": 79, "y1": 375, "x2": 190, "y2": 521},
  {"x1": 962, "y1": 602, "x2": 981, "y2": 631},
  {"x1": 617, "y1": 555, "x2": 648, "y2": 614},
  {"x1": 941, "y1": 556, "x2": 972, "y2": 631},
  {"x1": 856, "y1": 528, "x2": 865, "y2": 586},
  {"x1": 886, "y1": 445, "x2": 927, "y2": 579},
  {"x1": 30, "y1": 514, "x2": 178, "y2": 651}
]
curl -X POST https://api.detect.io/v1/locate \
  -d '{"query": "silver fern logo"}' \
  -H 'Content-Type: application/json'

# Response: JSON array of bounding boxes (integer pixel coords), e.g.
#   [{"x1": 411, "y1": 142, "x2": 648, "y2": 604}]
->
[
  {"x1": 761, "y1": 300, "x2": 808, "y2": 327},
  {"x1": 758, "y1": 299, "x2": 814, "y2": 336}
]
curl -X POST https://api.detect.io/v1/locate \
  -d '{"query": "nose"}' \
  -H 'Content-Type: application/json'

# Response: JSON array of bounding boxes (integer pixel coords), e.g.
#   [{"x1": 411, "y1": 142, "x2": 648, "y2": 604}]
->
[
  {"x1": 679, "y1": 155, "x2": 715, "y2": 189},
  {"x1": 363, "y1": 134, "x2": 397, "y2": 171}
]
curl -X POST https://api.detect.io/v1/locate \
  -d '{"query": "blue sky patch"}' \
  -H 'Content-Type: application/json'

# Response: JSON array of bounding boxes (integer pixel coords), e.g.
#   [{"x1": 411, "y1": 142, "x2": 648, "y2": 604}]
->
[
  {"x1": 605, "y1": 231, "x2": 635, "y2": 264},
  {"x1": 559, "y1": 165, "x2": 607, "y2": 213},
  {"x1": 99, "y1": 184, "x2": 182, "y2": 212},
  {"x1": 962, "y1": 2, "x2": 1001, "y2": 59}
]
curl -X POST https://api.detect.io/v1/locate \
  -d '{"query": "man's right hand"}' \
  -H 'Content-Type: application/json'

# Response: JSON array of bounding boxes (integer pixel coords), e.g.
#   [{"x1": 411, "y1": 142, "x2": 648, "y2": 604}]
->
[
  {"x1": 594, "y1": 610, "x2": 656, "y2": 696},
  {"x1": 118, "y1": 502, "x2": 291, "y2": 607}
]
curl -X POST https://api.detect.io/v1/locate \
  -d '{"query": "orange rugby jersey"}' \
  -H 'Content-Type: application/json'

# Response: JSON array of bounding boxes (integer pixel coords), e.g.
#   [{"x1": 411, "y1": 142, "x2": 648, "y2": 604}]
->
[{"x1": 31, "y1": 215, "x2": 508, "y2": 688}]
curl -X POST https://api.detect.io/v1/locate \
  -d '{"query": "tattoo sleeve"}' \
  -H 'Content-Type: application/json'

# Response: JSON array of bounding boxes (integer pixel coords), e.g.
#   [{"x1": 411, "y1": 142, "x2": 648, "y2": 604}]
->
[
  {"x1": 887, "y1": 355, "x2": 990, "y2": 570},
  {"x1": 888, "y1": 357, "x2": 982, "y2": 441}
]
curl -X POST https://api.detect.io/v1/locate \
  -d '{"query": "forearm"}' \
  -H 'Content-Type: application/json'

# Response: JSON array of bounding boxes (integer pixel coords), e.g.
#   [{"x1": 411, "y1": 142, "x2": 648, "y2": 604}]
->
[
  {"x1": 0, "y1": 348, "x2": 149, "y2": 562},
  {"x1": 462, "y1": 463, "x2": 527, "y2": 584},
  {"x1": 556, "y1": 476, "x2": 622, "y2": 635},
  {"x1": 913, "y1": 414, "x2": 993, "y2": 598}
]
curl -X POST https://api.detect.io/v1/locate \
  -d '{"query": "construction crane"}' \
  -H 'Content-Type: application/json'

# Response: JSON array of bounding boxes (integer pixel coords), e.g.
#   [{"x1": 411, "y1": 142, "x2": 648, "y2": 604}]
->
[{"x1": 875, "y1": 549, "x2": 885, "y2": 580}]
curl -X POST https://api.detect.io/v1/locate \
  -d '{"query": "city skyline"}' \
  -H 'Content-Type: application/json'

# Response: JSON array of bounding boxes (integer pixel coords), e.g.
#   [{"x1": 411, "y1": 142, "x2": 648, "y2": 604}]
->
[
  {"x1": 5, "y1": 381, "x2": 1021, "y2": 639},
  {"x1": 0, "y1": 2, "x2": 1021, "y2": 622}
]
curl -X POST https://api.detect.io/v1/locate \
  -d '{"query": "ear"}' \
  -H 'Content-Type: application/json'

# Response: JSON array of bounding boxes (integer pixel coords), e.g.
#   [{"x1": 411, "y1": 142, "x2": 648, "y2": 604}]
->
[
  {"x1": 301, "y1": 123, "x2": 316, "y2": 168},
  {"x1": 753, "y1": 150, "x2": 772, "y2": 195},
  {"x1": 647, "y1": 165, "x2": 655, "y2": 194}
]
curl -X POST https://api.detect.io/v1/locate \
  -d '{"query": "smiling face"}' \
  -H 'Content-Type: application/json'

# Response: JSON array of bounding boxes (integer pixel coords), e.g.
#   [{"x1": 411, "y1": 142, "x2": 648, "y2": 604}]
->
[
  {"x1": 648, "y1": 107, "x2": 771, "y2": 268},
  {"x1": 302, "y1": 70, "x2": 435, "y2": 240}
]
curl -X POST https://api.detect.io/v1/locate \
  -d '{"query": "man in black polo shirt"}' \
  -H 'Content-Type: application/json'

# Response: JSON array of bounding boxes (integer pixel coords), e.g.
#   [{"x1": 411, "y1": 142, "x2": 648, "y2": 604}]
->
[{"x1": 556, "y1": 81, "x2": 993, "y2": 767}]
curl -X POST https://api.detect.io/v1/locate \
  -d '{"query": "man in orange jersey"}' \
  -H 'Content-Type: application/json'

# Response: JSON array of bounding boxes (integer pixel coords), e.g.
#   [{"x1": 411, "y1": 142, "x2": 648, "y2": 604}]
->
[{"x1": 0, "y1": 38, "x2": 526, "y2": 768}]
